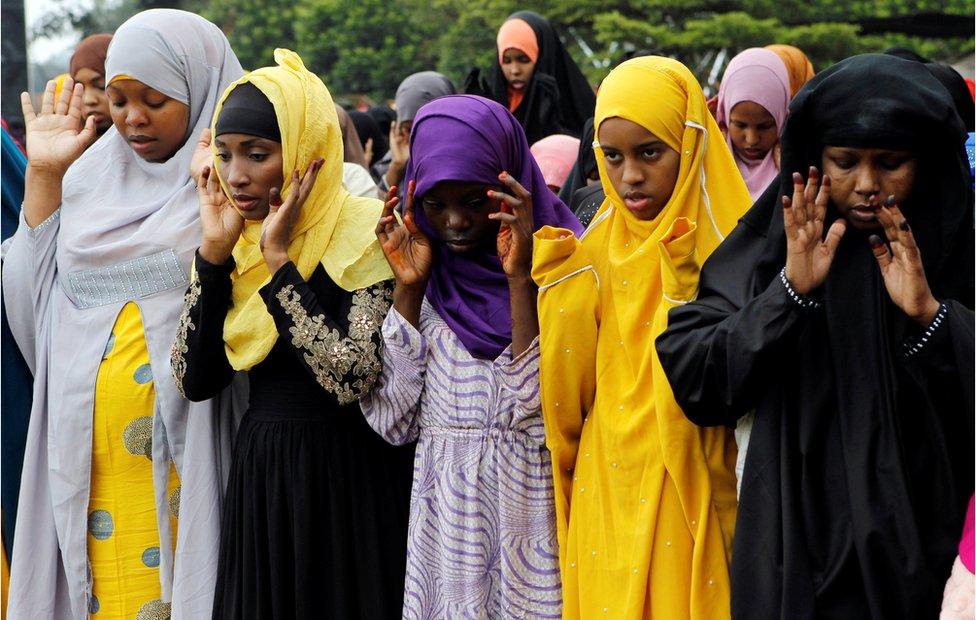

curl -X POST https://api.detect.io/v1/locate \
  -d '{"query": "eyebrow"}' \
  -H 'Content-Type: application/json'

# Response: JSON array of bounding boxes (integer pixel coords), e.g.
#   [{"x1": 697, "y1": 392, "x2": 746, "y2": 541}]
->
[
  {"x1": 213, "y1": 138, "x2": 271, "y2": 148},
  {"x1": 599, "y1": 139, "x2": 666, "y2": 151}
]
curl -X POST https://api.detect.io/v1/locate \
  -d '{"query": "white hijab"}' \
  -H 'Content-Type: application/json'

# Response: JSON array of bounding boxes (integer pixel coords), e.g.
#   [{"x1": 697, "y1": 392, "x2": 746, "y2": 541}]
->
[{"x1": 6, "y1": 10, "x2": 243, "y2": 619}]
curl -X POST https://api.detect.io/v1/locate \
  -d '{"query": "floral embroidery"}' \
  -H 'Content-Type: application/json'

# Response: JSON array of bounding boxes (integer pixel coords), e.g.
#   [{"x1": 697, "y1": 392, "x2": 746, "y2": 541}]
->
[
  {"x1": 170, "y1": 279, "x2": 201, "y2": 398},
  {"x1": 274, "y1": 282, "x2": 391, "y2": 404}
]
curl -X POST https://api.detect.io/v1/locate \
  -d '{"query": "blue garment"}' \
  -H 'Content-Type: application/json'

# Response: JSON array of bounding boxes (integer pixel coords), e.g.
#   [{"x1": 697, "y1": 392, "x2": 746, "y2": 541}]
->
[
  {"x1": 966, "y1": 132, "x2": 974, "y2": 185},
  {"x1": 2, "y1": 125, "x2": 32, "y2": 558}
]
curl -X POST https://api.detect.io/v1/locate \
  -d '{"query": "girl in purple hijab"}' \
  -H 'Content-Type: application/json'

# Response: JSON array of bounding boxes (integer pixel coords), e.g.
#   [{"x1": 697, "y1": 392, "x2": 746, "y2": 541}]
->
[{"x1": 360, "y1": 94, "x2": 581, "y2": 618}]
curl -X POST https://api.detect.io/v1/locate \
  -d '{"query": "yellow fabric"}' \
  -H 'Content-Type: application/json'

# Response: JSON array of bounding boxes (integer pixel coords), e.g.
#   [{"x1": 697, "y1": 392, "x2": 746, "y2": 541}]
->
[
  {"x1": 88, "y1": 303, "x2": 180, "y2": 618},
  {"x1": 531, "y1": 56, "x2": 751, "y2": 619},
  {"x1": 211, "y1": 49, "x2": 391, "y2": 371},
  {"x1": 2, "y1": 526, "x2": 7, "y2": 620},
  {"x1": 765, "y1": 44, "x2": 816, "y2": 98},
  {"x1": 53, "y1": 73, "x2": 70, "y2": 100}
]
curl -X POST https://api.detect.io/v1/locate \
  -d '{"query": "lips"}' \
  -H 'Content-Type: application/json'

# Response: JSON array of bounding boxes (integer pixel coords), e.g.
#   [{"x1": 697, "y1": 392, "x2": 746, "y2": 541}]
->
[
  {"x1": 127, "y1": 135, "x2": 156, "y2": 154},
  {"x1": 510, "y1": 80, "x2": 526, "y2": 90},
  {"x1": 849, "y1": 203, "x2": 880, "y2": 222},
  {"x1": 233, "y1": 194, "x2": 259, "y2": 211},
  {"x1": 624, "y1": 192, "x2": 651, "y2": 213},
  {"x1": 742, "y1": 148, "x2": 765, "y2": 160},
  {"x1": 445, "y1": 239, "x2": 476, "y2": 251}
]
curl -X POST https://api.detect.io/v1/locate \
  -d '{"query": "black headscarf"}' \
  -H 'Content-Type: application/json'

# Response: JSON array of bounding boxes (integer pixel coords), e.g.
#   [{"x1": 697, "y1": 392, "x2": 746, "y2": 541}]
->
[
  {"x1": 884, "y1": 47, "x2": 975, "y2": 133},
  {"x1": 557, "y1": 116, "x2": 596, "y2": 205},
  {"x1": 348, "y1": 110, "x2": 387, "y2": 167},
  {"x1": 214, "y1": 82, "x2": 280, "y2": 142},
  {"x1": 465, "y1": 11, "x2": 596, "y2": 144},
  {"x1": 657, "y1": 54, "x2": 973, "y2": 619}
]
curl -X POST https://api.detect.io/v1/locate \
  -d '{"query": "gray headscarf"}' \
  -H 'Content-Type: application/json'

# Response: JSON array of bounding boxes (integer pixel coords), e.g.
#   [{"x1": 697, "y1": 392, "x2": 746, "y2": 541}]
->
[
  {"x1": 4, "y1": 9, "x2": 243, "y2": 618},
  {"x1": 394, "y1": 71, "x2": 456, "y2": 123}
]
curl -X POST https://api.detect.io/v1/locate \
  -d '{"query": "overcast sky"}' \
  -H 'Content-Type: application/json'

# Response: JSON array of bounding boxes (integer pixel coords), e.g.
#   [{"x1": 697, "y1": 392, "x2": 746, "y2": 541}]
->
[{"x1": 26, "y1": 0, "x2": 93, "y2": 64}]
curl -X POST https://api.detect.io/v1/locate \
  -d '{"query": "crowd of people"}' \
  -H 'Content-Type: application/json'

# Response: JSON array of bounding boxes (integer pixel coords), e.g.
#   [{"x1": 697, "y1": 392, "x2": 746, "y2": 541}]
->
[{"x1": 1, "y1": 7, "x2": 973, "y2": 620}]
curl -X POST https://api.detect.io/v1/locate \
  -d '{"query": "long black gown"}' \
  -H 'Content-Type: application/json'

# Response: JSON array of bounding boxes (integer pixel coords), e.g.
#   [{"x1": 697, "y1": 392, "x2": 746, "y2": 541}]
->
[
  {"x1": 656, "y1": 54, "x2": 975, "y2": 619},
  {"x1": 172, "y1": 252, "x2": 414, "y2": 619}
]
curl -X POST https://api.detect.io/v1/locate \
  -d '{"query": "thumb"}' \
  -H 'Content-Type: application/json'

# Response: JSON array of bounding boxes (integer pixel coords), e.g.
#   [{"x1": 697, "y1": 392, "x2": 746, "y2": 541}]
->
[
  {"x1": 822, "y1": 219, "x2": 846, "y2": 262},
  {"x1": 197, "y1": 127, "x2": 212, "y2": 149},
  {"x1": 79, "y1": 115, "x2": 98, "y2": 146}
]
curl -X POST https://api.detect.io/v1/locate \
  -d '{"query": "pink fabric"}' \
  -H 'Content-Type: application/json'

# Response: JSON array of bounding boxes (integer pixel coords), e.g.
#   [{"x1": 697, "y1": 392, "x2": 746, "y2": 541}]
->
[
  {"x1": 530, "y1": 134, "x2": 580, "y2": 190},
  {"x1": 961, "y1": 496, "x2": 974, "y2": 573},
  {"x1": 716, "y1": 48, "x2": 790, "y2": 200}
]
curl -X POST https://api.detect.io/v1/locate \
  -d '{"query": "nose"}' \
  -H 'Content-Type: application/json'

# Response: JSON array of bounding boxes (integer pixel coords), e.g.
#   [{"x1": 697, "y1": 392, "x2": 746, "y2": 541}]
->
[
  {"x1": 225, "y1": 162, "x2": 249, "y2": 189},
  {"x1": 444, "y1": 207, "x2": 469, "y2": 231},
  {"x1": 124, "y1": 104, "x2": 148, "y2": 128},
  {"x1": 620, "y1": 159, "x2": 644, "y2": 187},
  {"x1": 744, "y1": 128, "x2": 759, "y2": 147},
  {"x1": 82, "y1": 85, "x2": 98, "y2": 108},
  {"x1": 510, "y1": 64, "x2": 522, "y2": 77},
  {"x1": 852, "y1": 164, "x2": 881, "y2": 198}
]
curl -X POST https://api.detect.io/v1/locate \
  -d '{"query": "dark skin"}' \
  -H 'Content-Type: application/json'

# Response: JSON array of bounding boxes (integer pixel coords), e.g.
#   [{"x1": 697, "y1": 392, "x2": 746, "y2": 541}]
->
[
  {"x1": 501, "y1": 48, "x2": 535, "y2": 92},
  {"x1": 214, "y1": 134, "x2": 285, "y2": 221},
  {"x1": 105, "y1": 79, "x2": 189, "y2": 163},
  {"x1": 782, "y1": 162, "x2": 939, "y2": 326},
  {"x1": 375, "y1": 173, "x2": 538, "y2": 356},
  {"x1": 727, "y1": 101, "x2": 778, "y2": 162},
  {"x1": 820, "y1": 146, "x2": 917, "y2": 231},
  {"x1": 383, "y1": 120, "x2": 412, "y2": 192},
  {"x1": 597, "y1": 117, "x2": 681, "y2": 221},
  {"x1": 72, "y1": 67, "x2": 112, "y2": 135}
]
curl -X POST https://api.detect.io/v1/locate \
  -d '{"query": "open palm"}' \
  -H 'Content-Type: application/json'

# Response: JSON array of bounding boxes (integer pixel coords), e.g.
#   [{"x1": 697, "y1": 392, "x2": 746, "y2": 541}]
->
[
  {"x1": 21, "y1": 78, "x2": 98, "y2": 175},
  {"x1": 375, "y1": 182, "x2": 433, "y2": 287},
  {"x1": 197, "y1": 165, "x2": 244, "y2": 260}
]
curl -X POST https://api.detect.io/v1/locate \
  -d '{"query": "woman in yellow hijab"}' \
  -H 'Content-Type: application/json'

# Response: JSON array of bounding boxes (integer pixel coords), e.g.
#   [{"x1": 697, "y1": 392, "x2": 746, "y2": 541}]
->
[
  {"x1": 531, "y1": 56, "x2": 752, "y2": 618},
  {"x1": 765, "y1": 44, "x2": 816, "y2": 98},
  {"x1": 170, "y1": 49, "x2": 414, "y2": 618}
]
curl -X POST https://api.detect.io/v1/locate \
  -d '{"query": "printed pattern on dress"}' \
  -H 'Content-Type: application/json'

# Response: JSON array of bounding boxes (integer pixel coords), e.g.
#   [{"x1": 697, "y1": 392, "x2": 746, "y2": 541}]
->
[{"x1": 169, "y1": 279, "x2": 201, "y2": 398}]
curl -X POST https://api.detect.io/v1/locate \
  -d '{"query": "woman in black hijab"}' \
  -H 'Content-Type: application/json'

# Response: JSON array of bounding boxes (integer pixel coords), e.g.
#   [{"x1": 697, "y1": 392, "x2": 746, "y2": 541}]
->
[
  {"x1": 465, "y1": 10, "x2": 596, "y2": 144},
  {"x1": 656, "y1": 54, "x2": 974, "y2": 619},
  {"x1": 348, "y1": 110, "x2": 388, "y2": 169}
]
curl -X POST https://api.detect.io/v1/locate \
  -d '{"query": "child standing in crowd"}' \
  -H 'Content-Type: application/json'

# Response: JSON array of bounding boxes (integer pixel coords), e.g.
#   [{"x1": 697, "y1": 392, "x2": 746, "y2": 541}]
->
[
  {"x1": 531, "y1": 56, "x2": 752, "y2": 618},
  {"x1": 716, "y1": 48, "x2": 791, "y2": 201},
  {"x1": 4, "y1": 9, "x2": 242, "y2": 617},
  {"x1": 171, "y1": 49, "x2": 414, "y2": 618},
  {"x1": 658, "y1": 53, "x2": 974, "y2": 619},
  {"x1": 361, "y1": 94, "x2": 582, "y2": 618}
]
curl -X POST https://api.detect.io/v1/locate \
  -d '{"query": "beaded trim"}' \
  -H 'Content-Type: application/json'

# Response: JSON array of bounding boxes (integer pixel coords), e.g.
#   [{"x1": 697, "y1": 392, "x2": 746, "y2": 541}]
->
[
  {"x1": 29, "y1": 208, "x2": 60, "y2": 235},
  {"x1": 903, "y1": 301, "x2": 948, "y2": 359},
  {"x1": 67, "y1": 249, "x2": 187, "y2": 309},
  {"x1": 779, "y1": 267, "x2": 822, "y2": 310}
]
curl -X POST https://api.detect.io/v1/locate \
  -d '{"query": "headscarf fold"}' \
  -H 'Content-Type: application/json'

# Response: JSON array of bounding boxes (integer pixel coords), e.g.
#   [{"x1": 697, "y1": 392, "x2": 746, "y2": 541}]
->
[
  {"x1": 530, "y1": 134, "x2": 579, "y2": 190},
  {"x1": 765, "y1": 44, "x2": 815, "y2": 98},
  {"x1": 405, "y1": 94, "x2": 582, "y2": 359},
  {"x1": 496, "y1": 18, "x2": 539, "y2": 64},
  {"x1": 394, "y1": 71, "x2": 456, "y2": 123},
  {"x1": 70, "y1": 34, "x2": 112, "y2": 78},
  {"x1": 716, "y1": 48, "x2": 790, "y2": 200},
  {"x1": 213, "y1": 49, "x2": 392, "y2": 371}
]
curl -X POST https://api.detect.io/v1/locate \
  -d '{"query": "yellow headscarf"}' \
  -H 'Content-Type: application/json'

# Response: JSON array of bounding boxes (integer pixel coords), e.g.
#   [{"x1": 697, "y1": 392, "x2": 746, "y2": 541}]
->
[
  {"x1": 211, "y1": 49, "x2": 392, "y2": 370},
  {"x1": 531, "y1": 56, "x2": 752, "y2": 616},
  {"x1": 765, "y1": 44, "x2": 816, "y2": 98}
]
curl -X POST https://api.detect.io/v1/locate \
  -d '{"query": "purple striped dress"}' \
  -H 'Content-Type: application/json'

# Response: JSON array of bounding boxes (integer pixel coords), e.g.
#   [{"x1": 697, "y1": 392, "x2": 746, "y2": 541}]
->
[{"x1": 360, "y1": 301, "x2": 561, "y2": 618}]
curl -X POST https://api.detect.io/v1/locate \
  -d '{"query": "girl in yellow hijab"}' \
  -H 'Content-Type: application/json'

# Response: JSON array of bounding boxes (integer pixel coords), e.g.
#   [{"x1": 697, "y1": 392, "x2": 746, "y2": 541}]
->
[
  {"x1": 531, "y1": 56, "x2": 752, "y2": 618},
  {"x1": 170, "y1": 49, "x2": 414, "y2": 618}
]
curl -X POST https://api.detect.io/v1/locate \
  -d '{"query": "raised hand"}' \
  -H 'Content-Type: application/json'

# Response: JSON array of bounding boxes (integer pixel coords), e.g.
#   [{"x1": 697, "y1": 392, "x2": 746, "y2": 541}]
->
[
  {"x1": 189, "y1": 128, "x2": 213, "y2": 185},
  {"x1": 488, "y1": 171, "x2": 534, "y2": 280},
  {"x1": 260, "y1": 158, "x2": 323, "y2": 272},
  {"x1": 21, "y1": 78, "x2": 98, "y2": 176},
  {"x1": 383, "y1": 122, "x2": 411, "y2": 190},
  {"x1": 375, "y1": 181, "x2": 433, "y2": 287},
  {"x1": 197, "y1": 165, "x2": 245, "y2": 265},
  {"x1": 783, "y1": 167, "x2": 846, "y2": 295},
  {"x1": 870, "y1": 198, "x2": 940, "y2": 325}
]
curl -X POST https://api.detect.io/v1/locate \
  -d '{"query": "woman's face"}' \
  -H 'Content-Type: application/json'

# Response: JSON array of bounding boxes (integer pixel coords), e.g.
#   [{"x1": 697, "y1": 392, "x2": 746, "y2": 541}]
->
[
  {"x1": 106, "y1": 79, "x2": 189, "y2": 162},
  {"x1": 727, "y1": 101, "x2": 778, "y2": 161},
  {"x1": 72, "y1": 67, "x2": 112, "y2": 135},
  {"x1": 420, "y1": 181, "x2": 503, "y2": 254},
  {"x1": 598, "y1": 117, "x2": 681, "y2": 221},
  {"x1": 214, "y1": 133, "x2": 285, "y2": 221},
  {"x1": 821, "y1": 145, "x2": 917, "y2": 230},
  {"x1": 501, "y1": 48, "x2": 535, "y2": 93}
]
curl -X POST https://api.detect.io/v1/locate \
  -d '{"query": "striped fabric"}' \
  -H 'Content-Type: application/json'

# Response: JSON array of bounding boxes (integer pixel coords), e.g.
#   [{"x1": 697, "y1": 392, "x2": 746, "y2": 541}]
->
[{"x1": 360, "y1": 301, "x2": 561, "y2": 618}]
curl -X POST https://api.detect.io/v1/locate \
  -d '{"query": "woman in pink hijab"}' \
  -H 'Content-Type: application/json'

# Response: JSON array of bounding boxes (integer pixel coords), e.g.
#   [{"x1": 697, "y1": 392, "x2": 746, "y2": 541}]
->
[
  {"x1": 716, "y1": 48, "x2": 790, "y2": 200},
  {"x1": 530, "y1": 133, "x2": 580, "y2": 193}
]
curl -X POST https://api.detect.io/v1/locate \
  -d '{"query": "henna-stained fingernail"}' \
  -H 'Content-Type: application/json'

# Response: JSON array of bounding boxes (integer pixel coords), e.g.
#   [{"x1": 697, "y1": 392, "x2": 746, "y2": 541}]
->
[
  {"x1": 868, "y1": 235, "x2": 884, "y2": 248},
  {"x1": 898, "y1": 220, "x2": 910, "y2": 232},
  {"x1": 782, "y1": 196, "x2": 791, "y2": 207},
  {"x1": 886, "y1": 195, "x2": 896, "y2": 206},
  {"x1": 809, "y1": 166, "x2": 818, "y2": 176},
  {"x1": 792, "y1": 172, "x2": 803, "y2": 183}
]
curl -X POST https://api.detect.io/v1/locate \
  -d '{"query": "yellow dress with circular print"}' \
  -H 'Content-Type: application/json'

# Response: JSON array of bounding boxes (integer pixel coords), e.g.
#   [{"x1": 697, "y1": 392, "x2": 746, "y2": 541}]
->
[{"x1": 87, "y1": 302, "x2": 180, "y2": 619}]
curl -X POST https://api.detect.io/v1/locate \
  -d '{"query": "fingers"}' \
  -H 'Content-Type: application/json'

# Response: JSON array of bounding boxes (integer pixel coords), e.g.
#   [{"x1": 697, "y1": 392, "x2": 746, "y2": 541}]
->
[
  {"x1": 821, "y1": 218, "x2": 847, "y2": 263},
  {"x1": 68, "y1": 82, "x2": 85, "y2": 122},
  {"x1": 78, "y1": 114, "x2": 98, "y2": 146},
  {"x1": 197, "y1": 127, "x2": 212, "y2": 148},
  {"x1": 791, "y1": 172, "x2": 808, "y2": 227},
  {"x1": 881, "y1": 200, "x2": 923, "y2": 265},
  {"x1": 197, "y1": 165, "x2": 211, "y2": 193},
  {"x1": 498, "y1": 171, "x2": 531, "y2": 201},
  {"x1": 54, "y1": 77, "x2": 74, "y2": 116},
  {"x1": 875, "y1": 198, "x2": 901, "y2": 245},
  {"x1": 802, "y1": 166, "x2": 820, "y2": 210},
  {"x1": 813, "y1": 174, "x2": 830, "y2": 223},
  {"x1": 40, "y1": 80, "x2": 56, "y2": 116},
  {"x1": 782, "y1": 195, "x2": 797, "y2": 241},
  {"x1": 488, "y1": 212, "x2": 518, "y2": 225},
  {"x1": 268, "y1": 187, "x2": 283, "y2": 215},
  {"x1": 868, "y1": 234, "x2": 892, "y2": 269},
  {"x1": 402, "y1": 180, "x2": 421, "y2": 235},
  {"x1": 21, "y1": 92, "x2": 37, "y2": 124}
]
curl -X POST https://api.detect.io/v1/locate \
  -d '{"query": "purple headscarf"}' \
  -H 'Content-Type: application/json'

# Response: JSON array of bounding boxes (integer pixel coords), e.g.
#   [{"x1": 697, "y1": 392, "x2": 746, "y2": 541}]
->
[{"x1": 405, "y1": 94, "x2": 583, "y2": 360}]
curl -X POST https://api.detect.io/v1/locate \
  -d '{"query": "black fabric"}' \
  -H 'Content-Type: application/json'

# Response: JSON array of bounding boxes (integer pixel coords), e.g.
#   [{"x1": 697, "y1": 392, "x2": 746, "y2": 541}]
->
[
  {"x1": 656, "y1": 54, "x2": 974, "y2": 619},
  {"x1": 568, "y1": 179, "x2": 604, "y2": 228},
  {"x1": 179, "y1": 254, "x2": 413, "y2": 619},
  {"x1": 368, "y1": 105, "x2": 396, "y2": 138},
  {"x1": 349, "y1": 110, "x2": 388, "y2": 167},
  {"x1": 883, "y1": 48, "x2": 975, "y2": 133},
  {"x1": 558, "y1": 117, "x2": 596, "y2": 205},
  {"x1": 464, "y1": 11, "x2": 595, "y2": 144},
  {"x1": 214, "y1": 82, "x2": 281, "y2": 143}
]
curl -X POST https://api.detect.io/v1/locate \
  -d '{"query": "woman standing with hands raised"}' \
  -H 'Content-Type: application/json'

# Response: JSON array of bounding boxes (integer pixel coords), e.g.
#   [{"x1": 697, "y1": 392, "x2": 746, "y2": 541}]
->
[
  {"x1": 657, "y1": 54, "x2": 974, "y2": 618},
  {"x1": 361, "y1": 94, "x2": 582, "y2": 619},
  {"x1": 171, "y1": 50, "x2": 414, "y2": 618},
  {"x1": 4, "y1": 10, "x2": 242, "y2": 618}
]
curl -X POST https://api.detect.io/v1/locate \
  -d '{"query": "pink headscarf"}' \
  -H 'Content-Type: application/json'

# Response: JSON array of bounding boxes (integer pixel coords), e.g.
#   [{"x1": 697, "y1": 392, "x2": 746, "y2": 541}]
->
[
  {"x1": 530, "y1": 134, "x2": 580, "y2": 190},
  {"x1": 716, "y1": 48, "x2": 790, "y2": 200}
]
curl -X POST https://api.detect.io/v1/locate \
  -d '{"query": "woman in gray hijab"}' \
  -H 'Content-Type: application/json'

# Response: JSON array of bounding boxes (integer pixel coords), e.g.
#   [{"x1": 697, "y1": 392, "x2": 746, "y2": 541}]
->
[{"x1": 4, "y1": 9, "x2": 242, "y2": 618}]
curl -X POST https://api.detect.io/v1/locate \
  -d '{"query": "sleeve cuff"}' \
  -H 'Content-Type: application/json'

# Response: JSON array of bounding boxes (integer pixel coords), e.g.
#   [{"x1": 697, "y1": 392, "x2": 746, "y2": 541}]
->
[
  {"x1": 495, "y1": 337, "x2": 541, "y2": 402},
  {"x1": 902, "y1": 301, "x2": 949, "y2": 360},
  {"x1": 259, "y1": 260, "x2": 301, "y2": 303},
  {"x1": 779, "y1": 267, "x2": 822, "y2": 311},
  {"x1": 194, "y1": 249, "x2": 236, "y2": 281},
  {"x1": 383, "y1": 305, "x2": 428, "y2": 362},
  {"x1": 24, "y1": 207, "x2": 60, "y2": 237}
]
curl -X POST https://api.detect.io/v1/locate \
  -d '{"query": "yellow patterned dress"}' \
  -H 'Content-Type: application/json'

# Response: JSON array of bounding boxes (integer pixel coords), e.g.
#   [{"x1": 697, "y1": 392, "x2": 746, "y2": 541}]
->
[{"x1": 87, "y1": 302, "x2": 179, "y2": 619}]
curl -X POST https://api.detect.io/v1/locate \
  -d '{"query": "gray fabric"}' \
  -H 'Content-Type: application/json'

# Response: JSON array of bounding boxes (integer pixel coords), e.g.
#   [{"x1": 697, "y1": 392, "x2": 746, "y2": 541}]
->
[
  {"x1": 67, "y1": 249, "x2": 187, "y2": 309},
  {"x1": 394, "y1": 71, "x2": 456, "y2": 123},
  {"x1": 3, "y1": 9, "x2": 243, "y2": 619}
]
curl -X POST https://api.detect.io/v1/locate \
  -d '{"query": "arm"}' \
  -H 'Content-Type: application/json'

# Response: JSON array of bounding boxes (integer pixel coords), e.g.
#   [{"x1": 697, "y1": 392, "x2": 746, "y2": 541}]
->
[
  {"x1": 170, "y1": 252, "x2": 237, "y2": 401},
  {"x1": 359, "y1": 306, "x2": 428, "y2": 445},
  {"x1": 261, "y1": 262, "x2": 392, "y2": 405}
]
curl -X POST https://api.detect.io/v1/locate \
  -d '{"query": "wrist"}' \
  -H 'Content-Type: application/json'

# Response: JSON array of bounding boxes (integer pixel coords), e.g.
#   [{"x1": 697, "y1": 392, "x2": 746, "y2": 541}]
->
[
  {"x1": 263, "y1": 250, "x2": 290, "y2": 273},
  {"x1": 27, "y1": 163, "x2": 67, "y2": 182},
  {"x1": 911, "y1": 297, "x2": 941, "y2": 327},
  {"x1": 506, "y1": 272, "x2": 534, "y2": 287},
  {"x1": 199, "y1": 242, "x2": 233, "y2": 265}
]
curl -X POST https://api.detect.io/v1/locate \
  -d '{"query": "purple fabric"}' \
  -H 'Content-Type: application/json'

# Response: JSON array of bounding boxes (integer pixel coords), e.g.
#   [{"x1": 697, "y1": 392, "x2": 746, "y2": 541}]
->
[{"x1": 405, "y1": 94, "x2": 582, "y2": 360}]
